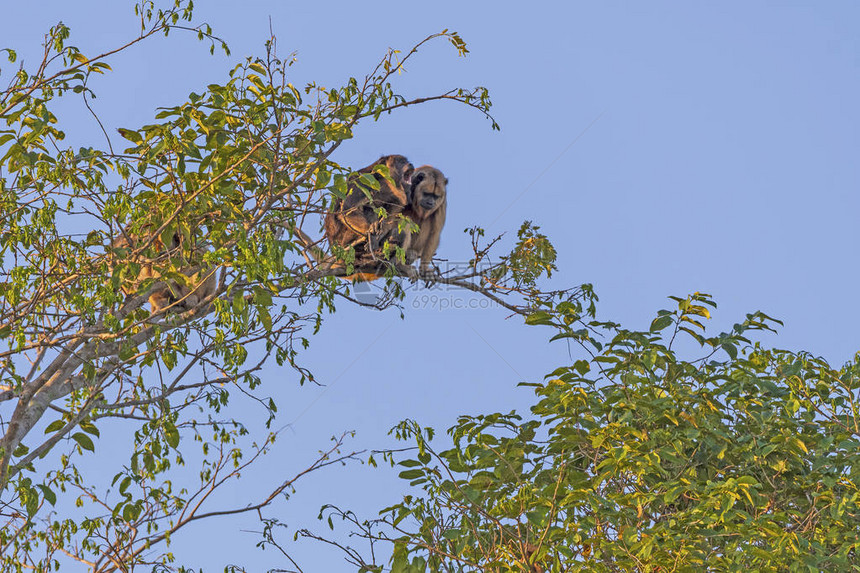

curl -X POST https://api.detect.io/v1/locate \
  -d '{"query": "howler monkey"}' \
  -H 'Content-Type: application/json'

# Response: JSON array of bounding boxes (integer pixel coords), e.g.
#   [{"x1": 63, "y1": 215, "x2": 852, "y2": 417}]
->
[
  {"x1": 111, "y1": 228, "x2": 216, "y2": 314},
  {"x1": 324, "y1": 155, "x2": 414, "y2": 279},
  {"x1": 404, "y1": 165, "x2": 447, "y2": 279}
]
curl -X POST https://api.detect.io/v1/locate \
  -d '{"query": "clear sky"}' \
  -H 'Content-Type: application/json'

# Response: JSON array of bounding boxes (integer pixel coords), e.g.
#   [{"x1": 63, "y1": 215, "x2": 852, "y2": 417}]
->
[{"x1": 3, "y1": 1, "x2": 860, "y2": 570}]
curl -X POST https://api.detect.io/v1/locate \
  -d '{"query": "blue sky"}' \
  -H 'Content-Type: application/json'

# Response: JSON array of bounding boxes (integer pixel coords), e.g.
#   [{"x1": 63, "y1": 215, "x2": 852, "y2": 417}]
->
[{"x1": 3, "y1": 1, "x2": 860, "y2": 570}]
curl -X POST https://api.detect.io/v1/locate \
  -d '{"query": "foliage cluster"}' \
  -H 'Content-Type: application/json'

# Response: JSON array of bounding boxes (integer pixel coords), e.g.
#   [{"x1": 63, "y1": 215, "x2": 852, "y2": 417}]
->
[
  {"x1": 307, "y1": 294, "x2": 860, "y2": 572},
  {"x1": 2, "y1": 3, "x2": 857, "y2": 572},
  {"x1": 0, "y1": 2, "x2": 569, "y2": 570}
]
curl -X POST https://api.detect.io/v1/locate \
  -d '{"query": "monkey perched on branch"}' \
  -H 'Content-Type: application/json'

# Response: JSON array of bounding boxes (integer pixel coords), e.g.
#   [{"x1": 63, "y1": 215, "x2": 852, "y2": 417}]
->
[
  {"x1": 404, "y1": 165, "x2": 447, "y2": 280},
  {"x1": 111, "y1": 227, "x2": 217, "y2": 315},
  {"x1": 322, "y1": 157, "x2": 449, "y2": 284},
  {"x1": 324, "y1": 155, "x2": 415, "y2": 280}
]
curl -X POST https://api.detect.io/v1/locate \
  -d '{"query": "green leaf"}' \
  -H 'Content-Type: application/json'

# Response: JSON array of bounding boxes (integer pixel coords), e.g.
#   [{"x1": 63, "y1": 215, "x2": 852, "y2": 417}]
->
[
  {"x1": 44, "y1": 420, "x2": 65, "y2": 434},
  {"x1": 119, "y1": 475, "x2": 132, "y2": 495},
  {"x1": 358, "y1": 173, "x2": 381, "y2": 191},
  {"x1": 80, "y1": 421, "x2": 100, "y2": 437},
  {"x1": 664, "y1": 485, "x2": 684, "y2": 504},
  {"x1": 398, "y1": 469, "x2": 425, "y2": 480},
  {"x1": 37, "y1": 484, "x2": 57, "y2": 506},
  {"x1": 164, "y1": 423, "x2": 180, "y2": 449},
  {"x1": 72, "y1": 433, "x2": 95, "y2": 452},
  {"x1": 526, "y1": 507, "x2": 548, "y2": 525},
  {"x1": 330, "y1": 174, "x2": 348, "y2": 198},
  {"x1": 525, "y1": 311, "x2": 553, "y2": 326},
  {"x1": 143, "y1": 451, "x2": 155, "y2": 472},
  {"x1": 117, "y1": 128, "x2": 142, "y2": 144},
  {"x1": 650, "y1": 314, "x2": 675, "y2": 332},
  {"x1": 259, "y1": 308, "x2": 272, "y2": 331},
  {"x1": 253, "y1": 288, "x2": 273, "y2": 307},
  {"x1": 123, "y1": 502, "x2": 140, "y2": 522}
]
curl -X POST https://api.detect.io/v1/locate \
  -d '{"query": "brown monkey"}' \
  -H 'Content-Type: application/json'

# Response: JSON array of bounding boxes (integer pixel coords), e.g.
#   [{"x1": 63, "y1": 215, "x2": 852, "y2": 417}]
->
[
  {"x1": 111, "y1": 228, "x2": 216, "y2": 314},
  {"x1": 324, "y1": 155, "x2": 414, "y2": 279},
  {"x1": 403, "y1": 165, "x2": 447, "y2": 278}
]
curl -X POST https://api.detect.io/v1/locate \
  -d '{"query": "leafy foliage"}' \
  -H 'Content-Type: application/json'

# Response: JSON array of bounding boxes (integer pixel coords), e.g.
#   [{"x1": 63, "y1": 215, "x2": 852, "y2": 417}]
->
[
  {"x1": 307, "y1": 294, "x2": 860, "y2": 572},
  {"x1": 5, "y1": 3, "x2": 852, "y2": 573},
  {"x1": 0, "y1": 3, "x2": 524, "y2": 570}
]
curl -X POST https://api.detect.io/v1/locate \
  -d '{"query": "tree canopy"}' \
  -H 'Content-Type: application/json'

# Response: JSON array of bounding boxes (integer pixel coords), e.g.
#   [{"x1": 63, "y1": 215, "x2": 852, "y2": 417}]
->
[
  {"x1": 2, "y1": 2, "x2": 858, "y2": 572},
  {"x1": 302, "y1": 294, "x2": 860, "y2": 572},
  {"x1": 0, "y1": 2, "x2": 565, "y2": 570}
]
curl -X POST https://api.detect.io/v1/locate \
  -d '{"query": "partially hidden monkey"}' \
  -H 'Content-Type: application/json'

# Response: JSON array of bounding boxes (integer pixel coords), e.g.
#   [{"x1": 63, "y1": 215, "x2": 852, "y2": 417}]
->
[
  {"x1": 111, "y1": 227, "x2": 217, "y2": 315},
  {"x1": 403, "y1": 165, "x2": 447, "y2": 279},
  {"x1": 324, "y1": 155, "x2": 414, "y2": 281}
]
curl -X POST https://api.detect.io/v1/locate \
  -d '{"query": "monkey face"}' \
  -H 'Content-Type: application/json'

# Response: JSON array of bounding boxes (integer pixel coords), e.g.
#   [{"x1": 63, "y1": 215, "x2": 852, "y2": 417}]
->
[
  {"x1": 409, "y1": 165, "x2": 447, "y2": 219},
  {"x1": 379, "y1": 155, "x2": 414, "y2": 189},
  {"x1": 419, "y1": 194, "x2": 438, "y2": 211}
]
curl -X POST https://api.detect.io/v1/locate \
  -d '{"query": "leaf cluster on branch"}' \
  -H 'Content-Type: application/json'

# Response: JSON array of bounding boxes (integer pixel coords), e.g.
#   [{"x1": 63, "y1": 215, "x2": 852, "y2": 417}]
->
[
  {"x1": 296, "y1": 294, "x2": 860, "y2": 572},
  {"x1": 0, "y1": 2, "x2": 589, "y2": 570}
]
